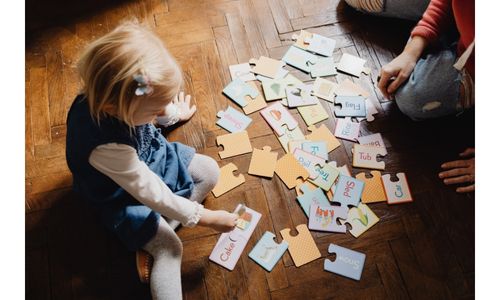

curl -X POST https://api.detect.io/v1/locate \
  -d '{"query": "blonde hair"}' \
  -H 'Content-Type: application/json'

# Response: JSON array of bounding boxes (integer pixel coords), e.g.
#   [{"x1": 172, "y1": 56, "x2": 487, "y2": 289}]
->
[{"x1": 77, "y1": 21, "x2": 183, "y2": 127}]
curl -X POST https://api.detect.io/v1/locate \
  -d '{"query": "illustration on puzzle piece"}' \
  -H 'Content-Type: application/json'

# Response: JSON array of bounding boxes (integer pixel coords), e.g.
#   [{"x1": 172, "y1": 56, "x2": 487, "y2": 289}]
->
[
  {"x1": 308, "y1": 204, "x2": 348, "y2": 233},
  {"x1": 297, "y1": 102, "x2": 329, "y2": 126},
  {"x1": 382, "y1": 172, "x2": 413, "y2": 204},
  {"x1": 229, "y1": 63, "x2": 256, "y2": 82},
  {"x1": 309, "y1": 57, "x2": 337, "y2": 78},
  {"x1": 216, "y1": 106, "x2": 252, "y2": 133},
  {"x1": 324, "y1": 243, "x2": 366, "y2": 281},
  {"x1": 249, "y1": 56, "x2": 286, "y2": 79},
  {"x1": 262, "y1": 78, "x2": 287, "y2": 101},
  {"x1": 336, "y1": 53, "x2": 369, "y2": 77},
  {"x1": 212, "y1": 163, "x2": 246, "y2": 197},
  {"x1": 260, "y1": 102, "x2": 298, "y2": 136},
  {"x1": 275, "y1": 153, "x2": 309, "y2": 189},
  {"x1": 334, "y1": 95, "x2": 367, "y2": 117},
  {"x1": 340, "y1": 203, "x2": 379, "y2": 238},
  {"x1": 334, "y1": 118, "x2": 360, "y2": 142},
  {"x1": 285, "y1": 84, "x2": 318, "y2": 107},
  {"x1": 312, "y1": 77, "x2": 338, "y2": 102},
  {"x1": 248, "y1": 146, "x2": 278, "y2": 178},
  {"x1": 223, "y1": 78, "x2": 258, "y2": 107},
  {"x1": 332, "y1": 175, "x2": 364, "y2": 208},
  {"x1": 216, "y1": 130, "x2": 253, "y2": 159},
  {"x1": 293, "y1": 148, "x2": 326, "y2": 179},
  {"x1": 296, "y1": 183, "x2": 331, "y2": 217},
  {"x1": 304, "y1": 33, "x2": 336, "y2": 57},
  {"x1": 291, "y1": 30, "x2": 314, "y2": 51},
  {"x1": 352, "y1": 144, "x2": 387, "y2": 170},
  {"x1": 280, "y1": 224, "x2": 321, "y2": 267},
  {"x1": 282, "y1": 46, "x2": 319, "y2": 73},
  {"x1": 305, "y1": 124, "x2": 341, "y2": 153},
  {"x1": 248, "y1": 231, "x2": 289, "y2": 272},
  {"x1": 355, "y1": 171, "x2": 387, "y2": 204}
]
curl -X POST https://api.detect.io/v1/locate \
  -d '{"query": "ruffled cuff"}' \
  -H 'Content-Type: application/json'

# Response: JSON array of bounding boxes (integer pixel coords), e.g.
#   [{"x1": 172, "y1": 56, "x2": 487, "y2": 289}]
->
[{"x1": 182, "y1": 202, "x2": 204, "y2": 228}]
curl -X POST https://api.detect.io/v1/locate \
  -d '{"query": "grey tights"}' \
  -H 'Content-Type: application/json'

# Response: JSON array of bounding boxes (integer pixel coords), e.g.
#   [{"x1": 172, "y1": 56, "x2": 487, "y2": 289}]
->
[{"x1": 142, "y1": 154, "x2": 219, "y2": 300}]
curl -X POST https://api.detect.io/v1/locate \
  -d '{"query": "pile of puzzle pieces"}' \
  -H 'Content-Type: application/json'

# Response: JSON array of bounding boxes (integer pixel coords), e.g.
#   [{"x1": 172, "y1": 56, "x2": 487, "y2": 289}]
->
[{"x1": 209, "y1": 30, "x2": 413, "y2": 280}]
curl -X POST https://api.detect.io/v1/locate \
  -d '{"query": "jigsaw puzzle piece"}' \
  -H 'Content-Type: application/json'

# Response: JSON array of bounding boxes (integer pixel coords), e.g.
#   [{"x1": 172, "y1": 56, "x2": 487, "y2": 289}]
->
[
  {"x1": 277, "y1": 125, "x2": 305, "y2": 152},
  {"x1": 288, "y1": 139, "x2": 306, "y2": 154},
  {"x1": 352, "y1": 144, "x2": 387, "y2": 170},
  {"x1": 309, "y1": 163, "x2": 340, "y2": 191},
  {"x1": 334, "y1": 118, "x2": 360, "y2": 142},
  {"x1": 291, "y1": 30, "x2": 314, "y2": 51},
  {"x1": 229, "y1": 63, "x2": 256, "y2": 82},
  {"x1": 216, "y1": 130, "x2": 253, "y2": 159},
  {"x1": 243, "y1": 81, "x2": 267, "y2": 115},
  {"x1": 296, "y1": 178, "x2": 333, "y2": 199},
  {"x1": 223, "y1": 78, "x2": 259, "y2": 107},
  {"x1": 336, "y1": 53, "x2": 367, "y2": 77},
  {"x1": 285, "y1": 84, "x2": 319, "y2": 108},
  {"x1": 382, "y1": 173, "x2": 413, "y2": 204},
  {"x1": 331, "y1": 175, "x2": 364, "y2": 208},
  {"x1": 249, "y1": 56, "x2": 286, "y2": 79},
  {"x1": 355, "y1": 171, "x2": 387, "y2": 203},
  {"x1": 296, "y1": 183, "x2": 331, "y2": 217},
  {"x1": 335, "y1": 79, "x2": 370, "y2": 98},
  {"x1": 293, "y1": 148, "x2": 326, "y2": 179},
  {"x1": 248, "y1": 146, "x2": 278, "y2": 178},
  {"x1": 212, "y1": 163, "x2": 246, "y2": 197},
  {"x1": 357, "y1": 98, "x2": 378, "y2": 122},
  {"x1": 329, "y1": 162, "x2": 352, "y2": 197},
  {"x1": 297, "y1": 102, "x2": 329, "y2": 126},
  {"x1": 308, "y1": 204, "x2": 348, "y2": 233},
  {"x1": 340, "y1": 203, "x2": 379, "y2": 238},
  {"x1": 248, "y1": 231, "x2": 289, "y2": 272},
  {"x1": 324, "y1": 243, "x2": 366, "y2": 280},
  {"x1": 305, "y1": 34, "x2": 336, "y2": 57},
  {"x1": 312, "y1": 77, "x2": 338, "y2": 102},
  {"x1": 301, "y1": 141, "x2": 328, "y2": 160},
  {"x1": 262, "y1": 78, "x2": 287, "y2": 101},
  {"x1": 260, "y1": 102, "x2": 298, "y2": 136},
  {"x1": 305, "y1": 124, "x2": 341, "y2": 153},
  {"x1": 275, "y1": 153, "x2": 309, "y2": 189},
  {"x1": 309, "y1": 57, "x2": 337, "y2": 78},
  {"x1": 357, "y1": 133, "x2": 386, "y2": 149},
  {"x1": 280, "y1": 224, "x2": 321, "y2": 267},
  {"x1": 282, "y1": 46, "x2": 319, "y2": 73},
  {"x1": 334, "y1": 95, "x2": 366, "y2": 117},
  {"x1": 216, "y1": 106, "x2": 252, "y2": 133}
]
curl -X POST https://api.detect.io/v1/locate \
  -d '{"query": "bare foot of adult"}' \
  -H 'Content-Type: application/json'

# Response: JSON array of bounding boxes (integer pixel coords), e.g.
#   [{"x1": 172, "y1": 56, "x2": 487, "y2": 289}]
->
[{"x1": 439, "y1": 148, "x2": 475, "y2": 193}]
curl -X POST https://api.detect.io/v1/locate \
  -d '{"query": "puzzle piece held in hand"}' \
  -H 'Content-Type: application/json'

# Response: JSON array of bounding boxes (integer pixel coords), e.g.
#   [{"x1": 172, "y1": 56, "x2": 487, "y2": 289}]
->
[
  {"x1": 296, "y1": 183, "x2": 331, "y2": 217},
  {"x1": 382, "y1": 173, "x2": 413, "y2": 204},
  {"x1": 312, "y1": 77, "x2": 338, "y2": 102},
  {"x1": 324, "y1": 243, "x2": 366, "y2": 280},
  {"x1": 305, "y1": 124, "x2": 341, "y2": 153},
  {"x1": 297, "y1": 102, "x2": 329, "y2": 126},
  {"x1": 334, "y1": 118, "x2": 360, "y2": 142},
  {"x1": 275, "y1": 153, "x2": 309, "y2": 189},
  {"x1": 355, "y1": 171, "x2": 387, "y2": 203},
  {"x1": 260, "y1": 102, "x2": 298, "y2": 136},
  {"x1": 249, "y1": 56, "x2": 286, "y2": 79},
  {"x1": 309, "y1": 57, "x2": 337, "y2": 78},
  {"x1": 352, "y1": 144, "x2": 387, "y2": 170},
  {"x1": 248, "y1": 231, "x2": 289, "y2": 272},
  {"x1": 229, "y1": 63, "x2": 256, "y2": 82},
  {"x1": 223, "y1": 78, "x2": 258, "y2": 107},
  {"x1": 282, "y1": 46, "x2": 319, "y2": 73},
  {"x1": 212, "y1": 163, "x2": 246, "y2": 197},
  {"x1": 243, "y1": 81, "x2": 267, "y2": 115},
  {"x1": 334, "y1": 95, "x2": 366, "y2": 117},
  {"x1": 293, "y1": 148, "x2": 326, "y2": 179},
  {"x1": 336, "y1": 53, "x2": 368, "y2": 77},
  {"x1": 248, "y1": 146, "x2": 278, "y2": 178},
  {"x1": 216, "y1": 130, "x2": 253, "y2": 159},
  {"x1": 216, "y1": 106, "x2": 252, "y2": 133},
  {"x1": 308, "y1": 204, "x2": 348, "y2": 233},
  {"x1": 280, "y1": 224, "x2": 321, "y2": 267},
  {"x1": 332, "y1": 175, "x2": 364, "y2": 208},
  {"x1": 340, "y1": 203, "x2": 379, "y2": 238}
]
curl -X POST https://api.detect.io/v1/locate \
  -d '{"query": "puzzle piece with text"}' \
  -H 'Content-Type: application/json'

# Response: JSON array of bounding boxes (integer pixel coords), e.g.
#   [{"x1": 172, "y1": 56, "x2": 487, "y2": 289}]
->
[
  {"x1": 296, "y1": 183, "x2": 331, "y2": 217},
  {"x1": 334, "y1": 95, "x2": 366, "y2": 117},
  {"x1": 223, "y1": 78, "x2": 258, "y2": 107},
  {"x1": 382, "y1": 173, "x2": 413, "y2": 204},
  {"x1": 216, "y1": 106, "x2": 252, "y2": 133},
  {"x1": 355, "y1": 171, "x2": 387, "y2": 203},
  {"x1": 293, "y1": 148, "x2": 326, "y2": 179},
  {"x1": 249, "y1": 56, "x2": 286, "y2": 79},
  {"x1": 324, "y1": 244, "x2": 366, "y2": 280},
  {"x1": 340, "y1": 203, "x2": 379, "y2": 238},
  {"x1": 280, "y1": 224, "x2": 321, "y2": 267},
  {"x1": 305, "y1": 124, "x2": 341, "y2": 153},
  {"x1": 352, "y1": 144, "x2": 387, "y2": 170},
  {"x1": 308, "y1": 204, "x2": 348, "y2": 233},
  {"x1": 216, "y1": 130, "x2": 253, "y2": 159},
  {"x1": 309, "y1": 163, "x2": 340, "y2": 191},
  {"x1": 260, "y1": 102, "x2": 298, "y2": 136},
  {"x1": 248, "y1": 231, "x2": 289, "y2": 272},
  {"x1": 302, "y1": 141, "x2": 328, "y2": 160},
  {"x1": 332, "y1": 175, "x2": 364, "y2": 208},
  {"x1": 212, "y1": 163, "x2": 246, "y2": 197},
  {"x1": 248, "y1": 146, "x2": 278, "y2": 178},
  {"x1": 329, "y1": 162, "x2": 352, "y2": 198},
  {"x1": 334, "y1": 118, "x2": 360, "y2": 142},
  {"x1": 357, "y1": 133, "x2": 386, "y2": 149},
  {"x1": 296, "y1": 178, "x2": 333, "y2": 199},
  {"x1": 275, "y1": 153, "x2": 309, "y2": 189}
]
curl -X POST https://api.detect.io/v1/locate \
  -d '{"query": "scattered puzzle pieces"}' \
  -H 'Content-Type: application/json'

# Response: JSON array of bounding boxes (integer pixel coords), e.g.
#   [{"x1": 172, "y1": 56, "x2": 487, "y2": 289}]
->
[
  {"x1": 249, "y1": 56, "x2": 286, "y2": 79},
  {"x1": 216, "y1": 106, "x2": 252, "y2": 133},
  {"x1": 296, "y1": 178, "x2": 333, "y2": 199},
  {"x1": 309, "y1": 57, "x2": 337, "y2": 78},
  {"x1": 282, "y1": 46, "x2": 319, "y2": 73},
  {"x1": 296, "y1": 183, "x2": 331, "y2": 217},
  {"x1": 332, "y1": 175, "x2": 364, "y2": 208},
  {"x1": 297, "y1": 102, "x2": 329, "y2": 126},
  {"x1": 336, "y1": 53, "x2": 369, "y2": 77},
  {"x1": 352, "y1": 144, "x2": 387, "y2": 170},
  {"x1": 260, "y1": 102, "x2": 298, "y2": 136},
  {"x1": 334, "y1": 118, "x2": 360, "y2": 142},
  {"x1": 382, "y1": 173, "x2": 413, "y2": 204},
  {"x1": 310, "y1": 163, "x2": 340, "y2": 191},
  {"x1": 262, "y1": 78, "x2": 287, "y2": 101},
  {"x1": 285, "y1": 84, "x2": 318, "y2": 107},
  {"x1": 229, "y1": 63, "x2": 256, "y2": 82},
  {"x1": 302, "y1": 141, "x2": 328, "y2": 160},
  {"x1": 324, "y1": 244, "x2": 366, "y2": 280},
  {"x1": 248, "y1": 231, "x2": 289, "y2": 272},
  {"x1": 277, "y1": 125, "x2": 305, "y2": 152},
  {"x1": 275, "y1": 153, "x2": 309, "y2": 189},
  {"x1": 305, "y1": 124, "x2": 341, "y2": 153},
  {"x1": 355, "y1": 171, "x2": 387, "y2": 203},
  {"x1": 309, "y1": 204, "x2": 348, "y2": 233},
  {"x1": 248, "y1": 146, "x2": 278, "y2": 178},
  {"x1": 212, "y1": 163, "x2": 246, "y2": 197},
  {"x1": 223, "y1": 78, "x2": 258, "y2": 107},
  {"x1": 216, "y1": 130, "x2": 253, "y2": 159},
  {"x1": 280, "y1": 224, "x2": 321, "y2": 267},
  {"x1": 312, "y1": 77, "x2": 338, "y2": 102},
  {"x1": 357, "y1": 98, "x2": 378, "y2": 122},
  {"x1": 334, "y1": 95, "x2": 366, "y2": 117},
  {"x1": 357, "y1": 133, "x2": 386, "y2": 149},
  {"x1": 293, "y1": 148, "x2": 326, "y2": 179},
  {"x1": 340, "y1": 203, "x2": 379, "y2": 238},
  {"x1": 305, "y1": 33, "x2": 336, "y2": 57},
  {"x1": 243, "y1": 81, "x2": 267, "y2": 114},
  {"x1": 335, "y1": 79, "x2": 370, "y2": 98}
]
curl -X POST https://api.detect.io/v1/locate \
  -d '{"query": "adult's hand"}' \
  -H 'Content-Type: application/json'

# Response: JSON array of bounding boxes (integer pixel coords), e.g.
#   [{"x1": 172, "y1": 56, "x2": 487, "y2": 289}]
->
[{"x1": 439, "y1": 148, "x2": 475, "y2": 193}]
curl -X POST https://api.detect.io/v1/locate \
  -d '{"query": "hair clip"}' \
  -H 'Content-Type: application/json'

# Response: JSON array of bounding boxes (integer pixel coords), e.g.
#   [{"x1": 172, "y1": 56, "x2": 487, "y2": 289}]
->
[{"x1": 133, "y1": 74, "x2": 154, "y2": 96}]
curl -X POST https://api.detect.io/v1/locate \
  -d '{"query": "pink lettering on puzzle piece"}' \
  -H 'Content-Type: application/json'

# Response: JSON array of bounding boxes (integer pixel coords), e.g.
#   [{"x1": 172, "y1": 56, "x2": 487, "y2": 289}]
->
[
  {"x1": 358, "y1": 152, "x2": 372, "y2": 160},
  {"x1": 220, "y1": 242, "x2": 236, "y2": 262},
  {"x1": 224, "y1": 113, "x2": 244, "y2": 129},
  {"x1": 343, "y1": 181, "x2": 355, "y2": 198}
]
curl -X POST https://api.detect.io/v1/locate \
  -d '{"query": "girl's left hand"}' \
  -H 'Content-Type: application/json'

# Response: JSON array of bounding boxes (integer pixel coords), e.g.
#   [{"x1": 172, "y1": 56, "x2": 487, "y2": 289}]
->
[
  {"x1": 174, "y1": 92, "x2": 197, "y2": 122},
  {"x1": 439, "y1": 148, "x2": 475, "y2": 193}
]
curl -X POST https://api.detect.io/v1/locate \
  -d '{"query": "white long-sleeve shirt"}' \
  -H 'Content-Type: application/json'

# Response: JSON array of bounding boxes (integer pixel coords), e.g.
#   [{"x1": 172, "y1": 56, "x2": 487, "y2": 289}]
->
[{"x1": 89, "y1": 143, "x2": 202, "y2": 227}]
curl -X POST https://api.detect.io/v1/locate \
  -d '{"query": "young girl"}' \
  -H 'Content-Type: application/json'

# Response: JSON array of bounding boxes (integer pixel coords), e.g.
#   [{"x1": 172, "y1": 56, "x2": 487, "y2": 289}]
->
[{"x1": 66, "y1": 22, "x2": 238, "y2": 299}]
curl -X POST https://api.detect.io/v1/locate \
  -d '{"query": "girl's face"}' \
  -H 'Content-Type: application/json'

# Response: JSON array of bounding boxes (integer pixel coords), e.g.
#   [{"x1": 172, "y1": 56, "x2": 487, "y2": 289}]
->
[{"x1": 131, "y1": 93, "x2": 171, "y2": 126}]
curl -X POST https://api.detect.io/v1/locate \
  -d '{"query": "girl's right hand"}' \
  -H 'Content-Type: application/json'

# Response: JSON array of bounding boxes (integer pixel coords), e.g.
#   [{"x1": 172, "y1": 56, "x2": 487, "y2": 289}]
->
[
  {"x1": 198, "y1": 209, "x2": 238, "y2": 233},
  {"x1": 378, "y1": 52, "x2": 418, "y2": 100}
]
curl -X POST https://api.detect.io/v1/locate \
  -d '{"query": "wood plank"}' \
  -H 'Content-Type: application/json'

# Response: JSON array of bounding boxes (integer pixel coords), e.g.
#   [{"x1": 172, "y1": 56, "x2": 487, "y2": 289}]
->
[
  {"x1": 28, "y1": 170, "x2": 73, "y2": 195},
  {"x1": 213, "y1": 26, "x2": 239, "y2": 84},
  {"x1": 268, "y1": 0, "x2": 293, "y2": 34},
  {"x1": 157, "y1": 28, "x2": 214, "y2": 48},
  {"x1": 29, "y1": 65, "x2": 51, "y2": 146},
  {"x1": 226, "y1": 12, "x2": 253, "y2": 63},
  {"x1": 238, "y1": 0, "x2": 270, "y2": 58},
  {"x1": 250, "y1": 0, "x2": 282, "y2": 48}
]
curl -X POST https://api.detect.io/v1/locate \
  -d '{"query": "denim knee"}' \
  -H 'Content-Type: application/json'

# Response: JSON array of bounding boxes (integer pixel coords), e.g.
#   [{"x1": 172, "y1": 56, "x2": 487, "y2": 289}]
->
[{"x1": 394, "y1": 83, "x2": 426, "y2": 121}]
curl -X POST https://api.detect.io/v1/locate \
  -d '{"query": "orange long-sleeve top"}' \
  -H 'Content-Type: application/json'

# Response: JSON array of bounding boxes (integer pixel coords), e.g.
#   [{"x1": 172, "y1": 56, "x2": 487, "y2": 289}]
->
[{"x1": 411, "y1": 0, "x2": 475, "y2": 78}]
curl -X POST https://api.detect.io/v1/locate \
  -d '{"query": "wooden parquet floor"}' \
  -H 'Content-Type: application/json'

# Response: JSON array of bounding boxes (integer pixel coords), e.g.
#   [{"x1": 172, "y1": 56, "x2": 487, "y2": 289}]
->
[{"x1": 26, "y1": 0, "x2": 475, "y2": 299}]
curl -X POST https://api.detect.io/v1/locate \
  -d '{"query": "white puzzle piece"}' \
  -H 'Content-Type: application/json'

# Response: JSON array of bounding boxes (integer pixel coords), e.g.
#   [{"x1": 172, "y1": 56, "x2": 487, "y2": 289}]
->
[
  {"x1": 285, "y1": 84, "x2": 319, "y2": 108},
  {"x1": 216, "y1": 106, "x2": 252, "y2": 133},
  {"x1": 324, "y1": 243, "x2": 366, "y2": 280},
  {"x1": 352, "y1": 144, "x2": 387, "y2": 170},
  {"x1": 260, "y1": 102, "x2": 298, "y2": 136},
  {"x1": 282, "y1": 46, "x2": 319, "y2": 73},
  {"x1": 229, "y1": 63, "x2": 256, "y2": 82},
  {"x1": 309, "y1": 57, "x2": 337, "y2": 78},
  {"x1": 308, "y1": 204, "x2": 348, "y2": 233},
  {"x1": 301, "y1": 141, "x2": 328, "y2": 160},
  {"x1": 334, "y1": 118, "x2": 360, "y2": 142},
  {"x1": 312, "y1": 77, "x2": 338, "y2": 102},
  {"x1": 248, "y1": 231, "x2": 288, "y2": 272},
  {"x1": 277, "y1": 126, "x2": 305, "y2": 152},
  {"x1": 340, "y1": 203, "x2": 379, "y2": 238},
  {"x1": 336, "y1": 53, "x2": 367, "y2": 77},
  {"x1": 305, "y1": 34, "x2": 336, "y2": 57},
  {"x1": 334, "y1": 95, "x2": 366, "y2": 117},
  {"x1": 332, "y1": 175, "x2": 364, "y2": 208}
]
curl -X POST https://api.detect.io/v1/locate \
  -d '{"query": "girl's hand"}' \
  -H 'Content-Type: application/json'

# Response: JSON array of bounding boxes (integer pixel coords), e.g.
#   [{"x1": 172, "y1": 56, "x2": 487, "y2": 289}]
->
[
  {"x1": 439, "y1": 148, "x2": 475, "y2": 193},
  {"x1": 174, "y1": 92, "x2": 196, "y2": 122},
  {"x1": 198, "y1": 209, "x2": 238, "y2": 233},
  {"x1": 378, "y1": 52, "x2": 418, "y2": 100}
]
